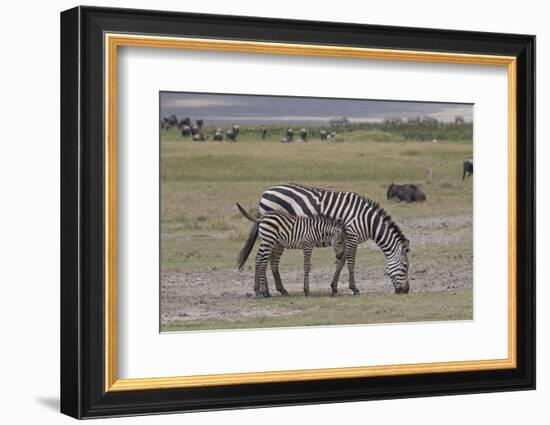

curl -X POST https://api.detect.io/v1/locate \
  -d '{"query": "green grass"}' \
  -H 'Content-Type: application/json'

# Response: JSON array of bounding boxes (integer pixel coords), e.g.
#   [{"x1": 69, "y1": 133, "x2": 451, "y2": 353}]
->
[
  {"x1": 161, "y1": 289, "x2": 473, "y2": 332},
  {"x1": 161, "y1": 131, "x2": 472, "y2": 271}
]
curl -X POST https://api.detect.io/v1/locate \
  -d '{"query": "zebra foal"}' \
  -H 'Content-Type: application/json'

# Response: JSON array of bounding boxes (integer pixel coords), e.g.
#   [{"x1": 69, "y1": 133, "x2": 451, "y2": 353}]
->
[{"x1": 236, "y1": 203, "x2": 345, "y2": 298}]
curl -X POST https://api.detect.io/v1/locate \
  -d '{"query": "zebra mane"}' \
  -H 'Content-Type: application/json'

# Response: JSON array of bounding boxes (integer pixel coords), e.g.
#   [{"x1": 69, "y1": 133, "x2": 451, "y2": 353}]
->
[{"x1": 366, "y1": 198, "x2": 409, "y2": 245}]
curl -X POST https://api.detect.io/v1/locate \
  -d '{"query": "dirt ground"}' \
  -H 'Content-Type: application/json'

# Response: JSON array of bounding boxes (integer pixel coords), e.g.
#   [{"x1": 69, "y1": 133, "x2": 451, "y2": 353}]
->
[{"x1": 161, "y1": 214, "x2": 472, "y2": 327}]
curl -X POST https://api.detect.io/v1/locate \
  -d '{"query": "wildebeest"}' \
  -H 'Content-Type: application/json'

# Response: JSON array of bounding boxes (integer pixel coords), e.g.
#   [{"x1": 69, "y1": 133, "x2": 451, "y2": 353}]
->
[
  {"x1": 213, "y1": 131, "x2": 224, "y2": 141},
  {"x1": 326, "y1": 131, "x2": 337, "y2": 140},
  {"x1": 387, "y1": 183, "x2": 426, "y2": 203},
  {"x1": 196, "y1": 118, "x2": 204, "y2": 129},
  {"x1": 180, "y1": 125, "x2": 191, "y2": 137},
  {"x1": 462, "y1": 159, "x2": 473, "y2": 180},
  {"x1": 162, "y1": 114, "x2": 178, "y2": 129},
  {"x1": 320, "y1": 130, "x2": 328, "y2": 140},
  {"x1": 226, "y1": 129, "x2": 237, "y2": 142},
  {"x1": 286, "y1": 128, "x2": 294, "y2": 142},
  {"x1": 232, "y1": 124, "x2": 240, "y2": 139},
  {"x1": 236, "y1": 203, "x2": 346, "y2": 298},
  {"x1": 189, "y1": 125, "x2": 200, "y2": 136},
  {"x1": 192, "y1": 133, "x2": 205, "y2": 142},
  {"x1": 260, "y1": 126, "x2": 268, "y2": 140},
  {"x1": 181, "y1": 116, "x2": 191, "y2": 127},
  {"x1": 280, "y1": 137, "x2": 290, "y2": 144},
  {"x1": 299, "y1": 128, "x2": 308, "y2": 142}
]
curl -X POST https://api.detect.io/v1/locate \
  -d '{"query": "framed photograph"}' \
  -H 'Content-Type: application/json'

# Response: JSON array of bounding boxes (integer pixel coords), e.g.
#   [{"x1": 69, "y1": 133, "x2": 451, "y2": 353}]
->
[{"x1": 60, "y1": 6, "x2": 535, "y2": 419}]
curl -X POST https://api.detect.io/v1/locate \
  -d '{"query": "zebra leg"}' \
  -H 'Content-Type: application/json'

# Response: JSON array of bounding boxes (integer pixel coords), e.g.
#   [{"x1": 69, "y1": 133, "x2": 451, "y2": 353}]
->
[
  {"x1": 303, "y1": 245, "x2": 313, "y2": 297},
  {"x1": 253, "y1": 251, "x2": 263, "y2": 298},
  {"x1": 255, "y1": 244, "x2": 272, "y2": 298},
  {"x1": 270, "y1": 245, "x2": 288, "y2": 296},
  {"x1": 345, "y1": 238, "x2": 360, "y2": 295},
  {"x1": 330, "y1": 251, "x2": 347, "y2": 296}
]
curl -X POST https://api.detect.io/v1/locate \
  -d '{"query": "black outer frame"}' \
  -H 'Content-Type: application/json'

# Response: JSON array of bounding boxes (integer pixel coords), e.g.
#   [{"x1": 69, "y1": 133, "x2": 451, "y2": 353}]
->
[{"x1": 60, "y1": 6, "x2": 535, "y2": 419}]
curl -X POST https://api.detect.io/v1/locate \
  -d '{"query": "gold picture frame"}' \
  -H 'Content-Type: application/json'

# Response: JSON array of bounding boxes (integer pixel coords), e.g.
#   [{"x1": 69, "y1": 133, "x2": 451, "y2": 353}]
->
[{"x1": 105, "y1": 34, "x2": 517, "y2": 392}]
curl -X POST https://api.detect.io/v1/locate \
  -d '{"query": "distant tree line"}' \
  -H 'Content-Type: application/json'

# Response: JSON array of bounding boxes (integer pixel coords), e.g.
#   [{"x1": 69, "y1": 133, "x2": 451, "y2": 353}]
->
[{"x1": 344, "y1": 115, "x2": 472, "y2": 142}]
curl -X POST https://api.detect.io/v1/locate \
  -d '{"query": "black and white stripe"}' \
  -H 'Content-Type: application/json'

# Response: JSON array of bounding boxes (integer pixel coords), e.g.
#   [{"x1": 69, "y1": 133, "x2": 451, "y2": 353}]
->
[
  {"x1": 237, "y1": 204, "x2": 345, "y2": 297},
  {"x1": 256, "y1": 183, "x2": 410, "y2": 294}
]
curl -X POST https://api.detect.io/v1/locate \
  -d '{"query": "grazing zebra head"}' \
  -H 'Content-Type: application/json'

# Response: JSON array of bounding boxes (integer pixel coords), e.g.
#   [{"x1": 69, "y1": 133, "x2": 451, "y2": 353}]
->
[
  {"x1": 366, "y1": 201, "x2": 410, "y2": 294},
  {"x1": 385, "y1": 238, "x2": 410, "y2": 294}
]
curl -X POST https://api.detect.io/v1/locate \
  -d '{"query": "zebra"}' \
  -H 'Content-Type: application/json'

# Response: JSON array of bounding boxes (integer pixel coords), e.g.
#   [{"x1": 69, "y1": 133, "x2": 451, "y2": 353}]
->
[
  {"x1": 239, "y1": 183, "x2": 410, "y2": 295},
  {"x1": 237, "y1": 203, "x2": 346, "y2": 298}
]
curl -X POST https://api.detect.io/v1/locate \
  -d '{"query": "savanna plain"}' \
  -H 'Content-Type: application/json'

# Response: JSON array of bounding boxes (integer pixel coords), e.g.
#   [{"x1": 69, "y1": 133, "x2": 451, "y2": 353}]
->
[{"x1": 161, "y1": 124, "x2": 473, "y2": 331}]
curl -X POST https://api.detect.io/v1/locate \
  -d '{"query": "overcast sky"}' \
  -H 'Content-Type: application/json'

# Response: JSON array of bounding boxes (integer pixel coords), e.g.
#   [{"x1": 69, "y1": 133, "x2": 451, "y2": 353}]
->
[{"x1": 160, "y1": 92, "x2": 472, "y2": 125}]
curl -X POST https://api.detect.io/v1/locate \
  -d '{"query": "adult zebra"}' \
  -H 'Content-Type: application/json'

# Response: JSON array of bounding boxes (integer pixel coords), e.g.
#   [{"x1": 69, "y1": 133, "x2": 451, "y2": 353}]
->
[{"x1": 239, "y1": 183, "x2": 410, "y2": 295}]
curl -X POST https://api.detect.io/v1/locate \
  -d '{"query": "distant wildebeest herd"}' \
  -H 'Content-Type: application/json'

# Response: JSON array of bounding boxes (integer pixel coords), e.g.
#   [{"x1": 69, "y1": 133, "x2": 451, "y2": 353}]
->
[
  {"x1": 161, "y1": 115, "x2": 341, "y2": 144},
  {"x1": 161, "y1": 115, "x2": 242, "y2": 142}
]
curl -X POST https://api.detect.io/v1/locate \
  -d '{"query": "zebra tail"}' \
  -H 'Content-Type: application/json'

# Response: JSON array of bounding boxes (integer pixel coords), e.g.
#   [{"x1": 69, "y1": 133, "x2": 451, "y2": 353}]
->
[
  {"x1": 236, "y1": 203, "x2": 259, "y2": 270},
  {"x1": 236, "y1": 202, "x2": 259, "y2": 223}
]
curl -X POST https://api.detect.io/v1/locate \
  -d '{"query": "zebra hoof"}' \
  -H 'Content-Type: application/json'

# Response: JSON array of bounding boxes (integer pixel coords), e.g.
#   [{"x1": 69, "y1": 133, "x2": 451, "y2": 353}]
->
[
  {"x1": 351, "y1": 289, "x2": 360, "y2": 296},
  {"x1": 304, "y1": 290, "x2": 310, "y2": 297},
  {"x1": 263, "y1": 292, "x2": 272, "y2": 298},
  {"x1": 279, "y1": 290, "x2": 289, "y2": 296}
]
